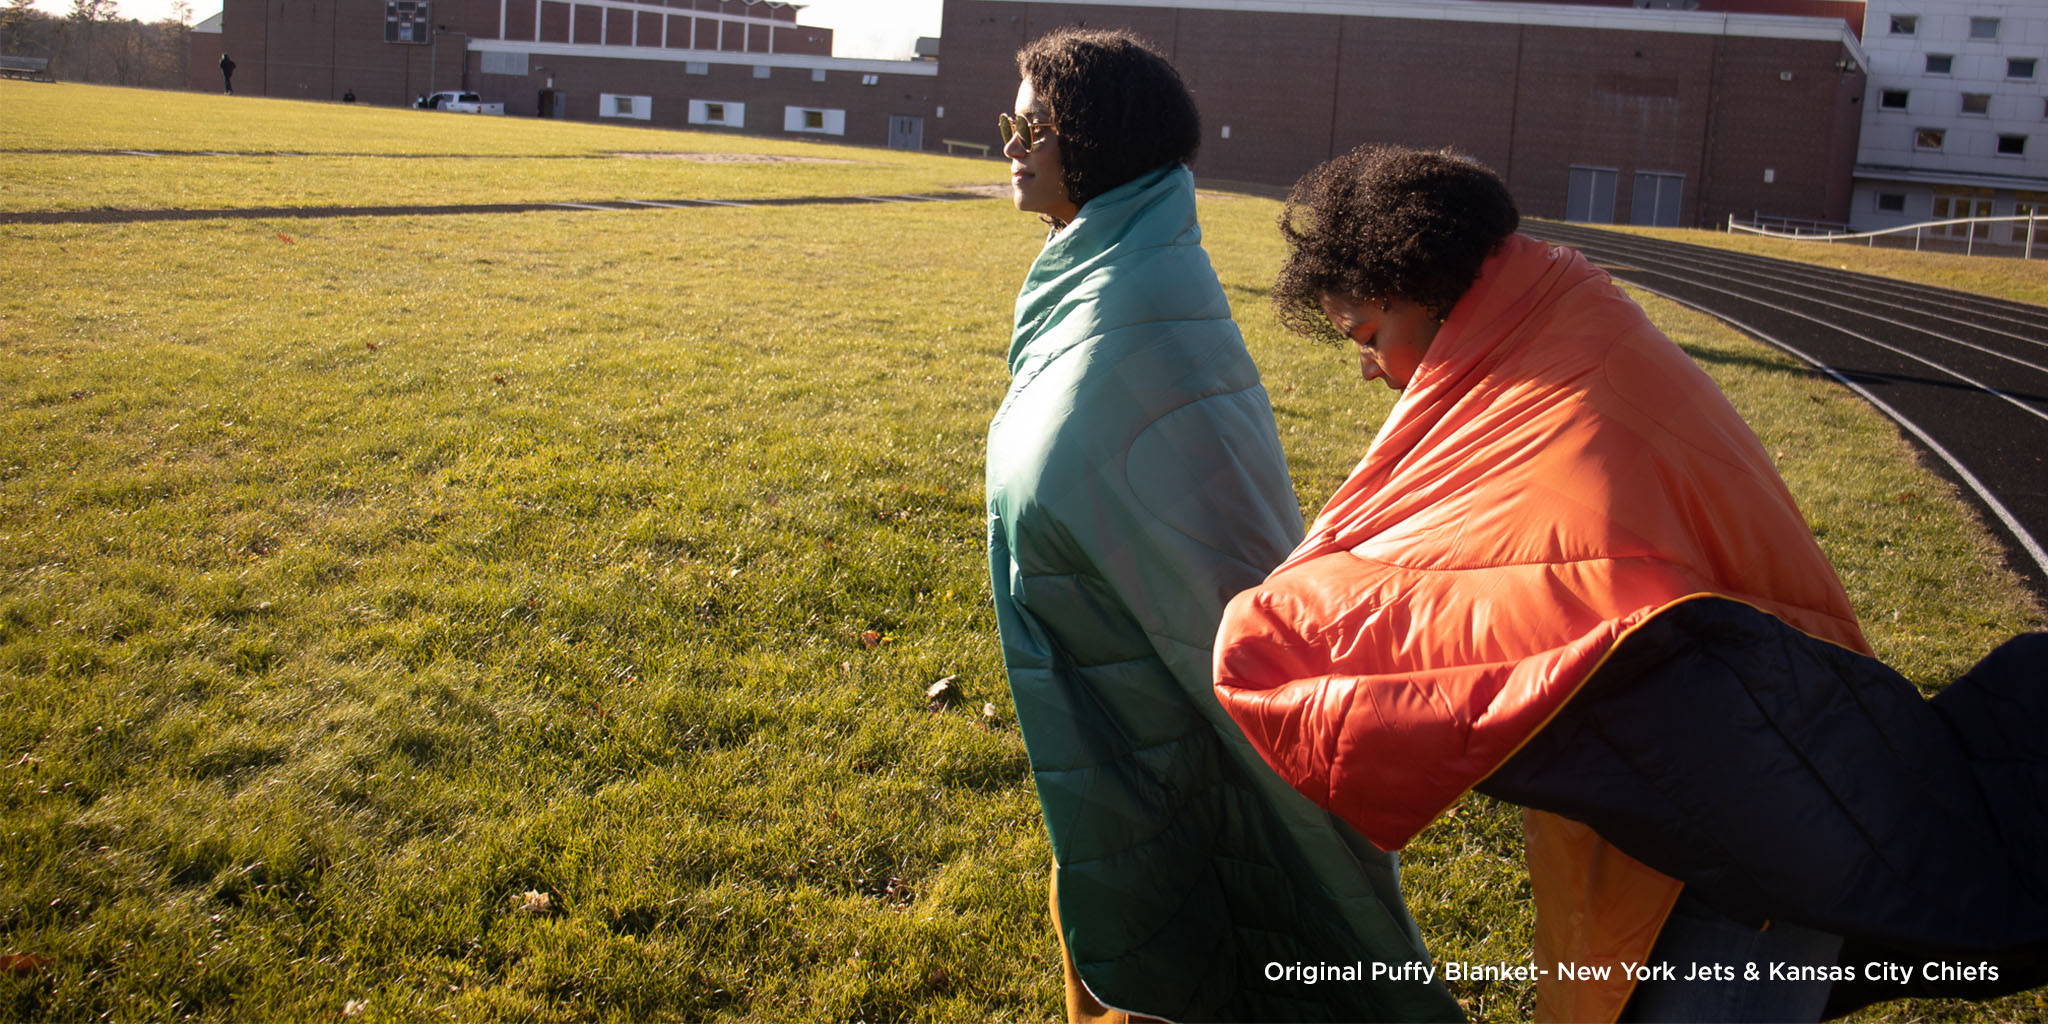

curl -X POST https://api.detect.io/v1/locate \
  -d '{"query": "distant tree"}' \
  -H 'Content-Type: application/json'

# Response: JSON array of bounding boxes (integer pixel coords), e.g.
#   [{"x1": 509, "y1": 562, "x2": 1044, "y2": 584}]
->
[
  {"x1": 148, "y1": 0, "x2": 191, "y2": 84},
  {"x1": 1, "y1": 0, "x2": 38, "y2": 54},
  {"x1": 68, "y1": 0, "x2": 117, "y2": 80}
]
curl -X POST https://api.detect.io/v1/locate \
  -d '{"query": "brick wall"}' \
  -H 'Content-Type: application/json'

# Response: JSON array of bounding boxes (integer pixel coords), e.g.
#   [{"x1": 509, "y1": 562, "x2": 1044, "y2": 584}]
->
[
  {"x1": 477, "y1": 55, "x2": 936, "y2": 148},
  {"x1": 938, "y1": 0, "x2": 1862, "y2": 225},
  {"x1": 218, "y1": 0, "x2": 829, "y2": 108}
]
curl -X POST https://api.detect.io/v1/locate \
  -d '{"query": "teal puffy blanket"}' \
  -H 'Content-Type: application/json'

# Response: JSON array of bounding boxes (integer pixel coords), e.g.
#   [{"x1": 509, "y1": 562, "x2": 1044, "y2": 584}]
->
[{"x1": 985, "y1": 164, "x2": 1463, "y2": 1022}]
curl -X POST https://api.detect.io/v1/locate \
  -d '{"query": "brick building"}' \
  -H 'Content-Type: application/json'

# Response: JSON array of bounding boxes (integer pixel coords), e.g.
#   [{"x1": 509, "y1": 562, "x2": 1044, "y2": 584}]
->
[
  {"x1": 200, "y1": 0, "x2": 939, "y2": 147},
  {"x1": 938, "y1": 0, "x2": 1869, "y2": 227},
  {"x1": 194, "y1": 0, "x2": 1870, "y2": 226}
]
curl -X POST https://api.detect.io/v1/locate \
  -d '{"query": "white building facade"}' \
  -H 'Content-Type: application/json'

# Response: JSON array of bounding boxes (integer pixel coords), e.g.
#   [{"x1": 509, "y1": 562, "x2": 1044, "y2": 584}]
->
[{"x1": 1853, "y1": 0, "x2": 2048, "y2": 236}]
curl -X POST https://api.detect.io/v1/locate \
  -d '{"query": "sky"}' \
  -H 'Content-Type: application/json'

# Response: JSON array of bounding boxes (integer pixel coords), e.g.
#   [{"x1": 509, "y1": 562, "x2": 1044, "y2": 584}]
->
[{"x1": 25, "y1": 0, "x2": 944, "y2": 61}]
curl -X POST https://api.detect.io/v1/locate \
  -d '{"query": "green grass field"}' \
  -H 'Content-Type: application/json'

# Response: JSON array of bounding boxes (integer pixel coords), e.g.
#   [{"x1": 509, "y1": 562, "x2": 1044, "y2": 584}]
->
[{"x1": 3, "y1": 82, "x2": 2043, "y2": 1022}]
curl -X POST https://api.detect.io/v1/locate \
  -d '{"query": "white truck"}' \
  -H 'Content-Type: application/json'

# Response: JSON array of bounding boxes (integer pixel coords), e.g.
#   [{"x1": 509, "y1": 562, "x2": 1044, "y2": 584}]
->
[{"x1": 414, "y1": 91, "x2": 505, "y2": 114}]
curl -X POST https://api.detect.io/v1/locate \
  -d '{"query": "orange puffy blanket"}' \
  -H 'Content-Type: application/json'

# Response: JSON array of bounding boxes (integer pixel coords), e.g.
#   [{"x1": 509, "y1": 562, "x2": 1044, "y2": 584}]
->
[{"x1": 1214, "y1": 232, "x2": 1870, "y2": 1021}]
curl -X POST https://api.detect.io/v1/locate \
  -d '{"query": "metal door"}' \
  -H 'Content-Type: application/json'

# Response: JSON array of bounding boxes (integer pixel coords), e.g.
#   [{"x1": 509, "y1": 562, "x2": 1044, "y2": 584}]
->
[
  {"x1": 1630, "y1": 172, "x2": 1685, "y2": 227},
  {"x1": 1567, "y1": 166, "x2": 1618, "y2": 223},
  {"x1": 887, "y1": 115, "x2": 924, "y2": 151}
]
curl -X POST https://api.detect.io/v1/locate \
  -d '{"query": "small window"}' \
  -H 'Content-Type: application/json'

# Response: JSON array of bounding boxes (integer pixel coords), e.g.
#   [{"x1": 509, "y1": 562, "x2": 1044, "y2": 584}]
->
[
  {"x1": 1961, "y1": 93, "x2": 1991, "y2": 115},
  {"x1": 753, "y1": 65, "x2": 771, "y2": 79},
  {"x1": 1999, "y1": 134, "x2": 2027, "y2": 156},
  {"x1": 1915, "y1": 128, "x2": 1946, "y2": 150},
  {"x1": 1880, "y1": 89, "x2": 1909, "y2": 109},
  {"x1": 685, "y1": 61, "x2": 708, "y2": 75},
  {"x1": 1889, "y1": 14, "x2": 1916, "y2": 35},
  {"x1": 1926, "y1": 54, "x2": 1953, "y2": 74},
  {"x1": 2010, "y1": 58, "x2": 2037, "y2": 80},
  {"x1": 860, "y1": 73, "x2": 879, "y2": 86},
  {"x1": 690, "y1": 100, "x2": 743, "y2": 127},
  {"x1": 600, "y1": 94, "x2": 651, "y2": 120},
  {"x1": 1970, "y1": 17, "x2": 1999, "y2": 40},
  {"x1": 811, "y1": 68, "x2": 826, "y2": 83},
  {"x1": 781, "y1": 106, "x2": 844, "y2": 135},
  {"x1": 1876, "y1": 193, "x2": 1907, "y2": 213}
]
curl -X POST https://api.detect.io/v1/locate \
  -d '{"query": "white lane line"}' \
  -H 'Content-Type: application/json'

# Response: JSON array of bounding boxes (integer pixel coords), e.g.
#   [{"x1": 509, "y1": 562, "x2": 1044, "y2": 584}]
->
[
  {"x1": 552, "y1": 202, "x2": 620, "y2": 211},
  {"x1": 1624, "y1": 279, "x2": 2048, "y2": 584},
  {"x1": 1633, "y1": 250, "x2": 2048, "y2": 372},
  {"x1": 1610, "y1": 266, "x2": 2048, "y2": 424},
  {"x1": 1555, "y1": 229, "x2": 2048, "y2": 346}
]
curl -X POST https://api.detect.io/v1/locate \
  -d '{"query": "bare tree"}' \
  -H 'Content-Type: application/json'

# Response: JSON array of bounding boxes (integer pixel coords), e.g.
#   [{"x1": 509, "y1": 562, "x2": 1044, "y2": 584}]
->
[
  {"x1": 68, "y1": 0, "x2": 118, "y2": 81},
  {"x1": 148, "y1": 0, "x2": 191, "y2": 84},
  {"x1": 1, "y1": 0, "x2": 37, "y2": 55}
]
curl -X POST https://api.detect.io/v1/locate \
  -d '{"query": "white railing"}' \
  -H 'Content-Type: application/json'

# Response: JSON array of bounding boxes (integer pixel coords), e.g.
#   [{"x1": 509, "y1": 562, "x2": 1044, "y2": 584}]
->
[
  {"x1": 1739, "y1": 213, "x2": 1850, "y2": 236},
  {"x1": 1727, "y1": 212, "x2": 2048, "y2": 259}
]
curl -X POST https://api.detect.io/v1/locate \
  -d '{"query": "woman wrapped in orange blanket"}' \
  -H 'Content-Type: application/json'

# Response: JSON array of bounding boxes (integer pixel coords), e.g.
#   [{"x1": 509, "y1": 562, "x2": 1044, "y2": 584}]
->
[{"x1": 1212, "y1": 146, "x2": 2048, "y2": 1023}]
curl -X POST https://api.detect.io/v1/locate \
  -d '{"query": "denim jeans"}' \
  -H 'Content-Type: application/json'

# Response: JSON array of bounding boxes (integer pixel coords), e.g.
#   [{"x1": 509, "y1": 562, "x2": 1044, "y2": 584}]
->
[{"x1": 1618, "y1": 890, "x2": 1843, "y2": 1023}]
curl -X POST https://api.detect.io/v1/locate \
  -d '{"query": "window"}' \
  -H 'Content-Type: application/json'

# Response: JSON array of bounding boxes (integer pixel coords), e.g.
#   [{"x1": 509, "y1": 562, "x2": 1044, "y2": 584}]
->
[
  {"x1": 782, "y1": 106, "x2": 846, "y2": 135},
  {"x1": 1876, "y1": 193, "x2": 1907, "y2": 213},
  {"x1": 1932, "y1": 193, "x2": 1992, "y2": 238},
  {"x1": 1961, "y1": 93, "x2": 1990, "y2": 115},
  {"x1": 1889, "y1": 14, "x2": 1916, "y2": 35},
  {"x1": 689, "y1": 99, "x2": 743, "y2": 127},
  {"x1": 1915, "y1": 128, "x2": 1945, "y2": 150},
  {"x1": 753, "y1": 65, "x2": 771, "y2": 79},
  {"x1": 1970, "y1": 17, "x2": 1999, "y2": 41},
  {"x1": 1926, "y1": 54, "x2": 1953, "y2": 74},
  {"x1": 2010, "y1": 58, "x2": 2037, "y2": 80},
  {"x1": 860, "y1": 73, "x2": 879, "y2": 86},
  {"x1": 1999, "y1": 134, "x2": 2028, "y2": 156},
  {"x1": 811, "y1": 68, "x2": 826, "y2": 83},
  {"x1": 480, "y1": 50, "x2": 528, "y2": 76},
  {"x1": 1880, "y1": 89, "x2": 1909, "y2": 109},
  {"x1": 600, "y1": 93, "x2": 651, "y2": 120}
]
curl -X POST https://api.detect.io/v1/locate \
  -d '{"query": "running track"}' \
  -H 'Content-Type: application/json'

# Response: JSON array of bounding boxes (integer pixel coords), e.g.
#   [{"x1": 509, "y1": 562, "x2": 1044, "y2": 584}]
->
[{"x1": 1524, "y1": 219, "x2": 2048, "y2": 602}]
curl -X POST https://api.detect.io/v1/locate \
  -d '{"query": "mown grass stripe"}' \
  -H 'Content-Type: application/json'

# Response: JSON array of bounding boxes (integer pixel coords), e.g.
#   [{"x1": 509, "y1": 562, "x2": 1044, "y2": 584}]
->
[{"x1": 0, "y1": 192, "x2": 990, "y2": 225}]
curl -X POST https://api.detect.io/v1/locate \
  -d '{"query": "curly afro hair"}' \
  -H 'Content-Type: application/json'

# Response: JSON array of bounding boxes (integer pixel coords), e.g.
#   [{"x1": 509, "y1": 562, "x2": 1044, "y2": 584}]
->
[
  {"x1": 1016, "y1": 27, "x2": 1200, "y2": 211},
  {"x1": 1273, "y1": 145, "x2": 1519, "y2": 340}
]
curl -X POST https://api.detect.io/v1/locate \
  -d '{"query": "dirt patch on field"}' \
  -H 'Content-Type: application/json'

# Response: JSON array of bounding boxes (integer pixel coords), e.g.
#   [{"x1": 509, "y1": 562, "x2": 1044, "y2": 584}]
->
[
  {"x1": 610, "y1": 151, "x2": 857, "y2": 163},
  {"x1": 951, "y1": 183, "x2": 1010, "y2": 198}
]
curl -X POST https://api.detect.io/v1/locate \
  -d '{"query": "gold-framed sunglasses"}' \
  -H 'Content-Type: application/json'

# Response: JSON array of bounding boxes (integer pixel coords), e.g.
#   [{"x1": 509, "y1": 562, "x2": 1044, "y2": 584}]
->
[{"x1": 998, "y1": 113, "x2": 1056, "y2": 152}]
